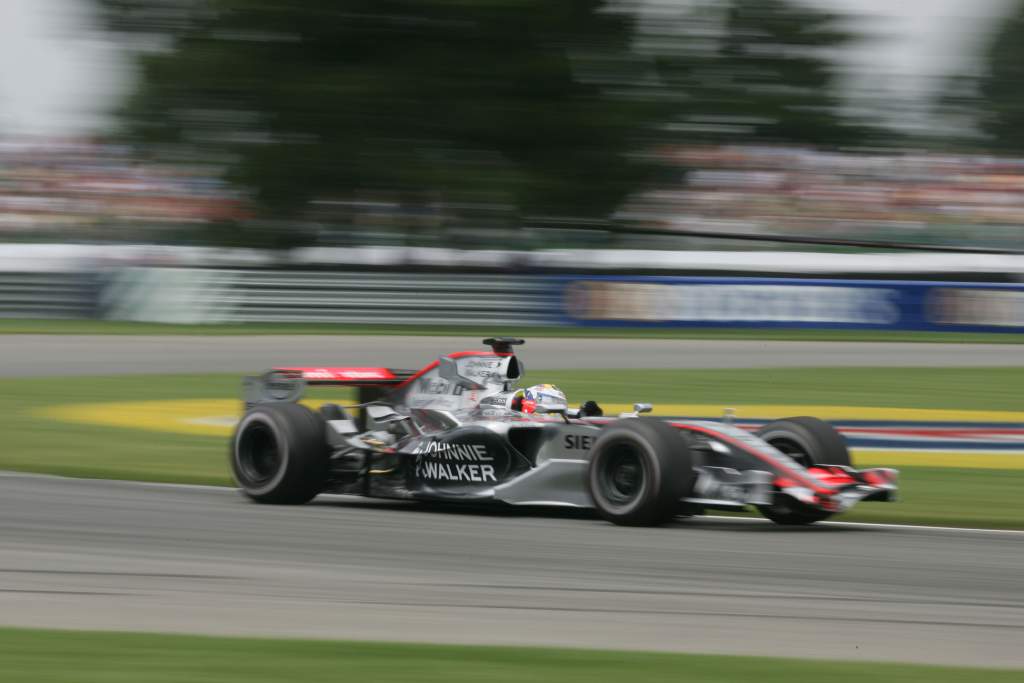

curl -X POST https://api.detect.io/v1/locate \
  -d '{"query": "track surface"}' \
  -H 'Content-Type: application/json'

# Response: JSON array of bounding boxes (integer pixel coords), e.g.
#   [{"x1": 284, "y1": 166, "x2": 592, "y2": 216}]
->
[
  {"x1": 2, "y1": 474, "x2": 1021, "y2": 667},
  {"x1": 1, "y1": 335, "x2": 1021, "y2": 376}
]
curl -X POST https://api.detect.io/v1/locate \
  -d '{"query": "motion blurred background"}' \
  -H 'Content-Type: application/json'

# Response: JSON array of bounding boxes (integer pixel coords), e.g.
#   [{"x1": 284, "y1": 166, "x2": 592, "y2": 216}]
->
[
  {"x1": 2, "y1": 5, "x2": 1024, "y2": 679},
  {"x1": 1, "y1": 0, "x2": 1023, "y2": 328}
]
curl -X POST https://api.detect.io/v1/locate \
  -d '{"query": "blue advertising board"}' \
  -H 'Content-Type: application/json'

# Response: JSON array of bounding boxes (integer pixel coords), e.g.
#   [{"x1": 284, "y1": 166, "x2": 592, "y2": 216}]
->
[{"x1": 556, "y1": 277, "x2": 1024, "y2": 333}]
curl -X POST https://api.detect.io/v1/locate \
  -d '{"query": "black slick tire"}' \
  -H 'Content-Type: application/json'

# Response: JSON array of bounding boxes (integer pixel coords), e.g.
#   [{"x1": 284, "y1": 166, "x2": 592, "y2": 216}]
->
[
  {"x1": 230, "y1": 402, "x2": 329, "y2": 504},
  {"x1": 755, "y1": 416, "x2": 851, "y2": 468},
  {"x1": 755, "y1": 416, "x2": 851, "y2": 525},
  {"x1": 586, "y1": 417, "x2": 695, "y2": 526}
]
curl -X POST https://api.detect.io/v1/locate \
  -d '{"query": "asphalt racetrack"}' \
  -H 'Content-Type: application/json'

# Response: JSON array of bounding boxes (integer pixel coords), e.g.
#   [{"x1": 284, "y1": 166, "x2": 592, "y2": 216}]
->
[
  {"x1": 1, "y1": 335, "x2": 1022, "y2": 376},
  {"x1": 2, "y1": 473, "x2": 1022, "y2": 667}
]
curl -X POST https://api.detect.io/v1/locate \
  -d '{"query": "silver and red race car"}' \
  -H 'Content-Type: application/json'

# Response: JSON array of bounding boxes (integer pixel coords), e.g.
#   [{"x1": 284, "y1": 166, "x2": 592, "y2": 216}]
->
[{"x1": 230, "y1": 338, "x2": 898, "y2": 526}]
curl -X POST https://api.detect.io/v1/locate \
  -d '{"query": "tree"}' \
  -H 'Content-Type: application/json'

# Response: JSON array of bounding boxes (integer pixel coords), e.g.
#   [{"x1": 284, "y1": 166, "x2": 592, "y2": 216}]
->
[
  {"x1": 652, "y1": 0, "x2": 866, "y2": 147},
  {"x1": 977, "y1": 0, "x2": 1024, "y2": 153},
  {"x1": 99, "y1": 0, "x2": 672, "y2": 246}
]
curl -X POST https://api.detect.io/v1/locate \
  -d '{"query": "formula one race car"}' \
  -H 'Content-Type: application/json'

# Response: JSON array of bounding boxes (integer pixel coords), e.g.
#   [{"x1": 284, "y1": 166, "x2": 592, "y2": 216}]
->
[{"x1": 230, "y1": 338, "x2": 898, "y2": 526}]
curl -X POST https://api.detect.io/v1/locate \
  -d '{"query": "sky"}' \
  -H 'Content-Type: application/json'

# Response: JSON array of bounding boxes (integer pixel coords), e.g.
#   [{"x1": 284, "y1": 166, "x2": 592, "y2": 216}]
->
[
  {"x1": 0, "y1": 1, "x2": 129, "y2": 136},
  {"x1": 0, "y1": 0, "x2": 1019, "y2": 136},
  {"x1": 822, "y1": 0, "x2": 1018, "y2": 101}
]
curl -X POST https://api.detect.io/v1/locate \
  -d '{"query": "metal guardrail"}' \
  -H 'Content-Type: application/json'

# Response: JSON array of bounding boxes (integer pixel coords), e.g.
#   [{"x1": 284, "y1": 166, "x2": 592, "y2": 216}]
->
[
  {"x1": 101, "y1": 268, "x2": 555, "y2": 325},
  {"x1": 0, "y1": 271, "x2": 97, "y2": 318}
]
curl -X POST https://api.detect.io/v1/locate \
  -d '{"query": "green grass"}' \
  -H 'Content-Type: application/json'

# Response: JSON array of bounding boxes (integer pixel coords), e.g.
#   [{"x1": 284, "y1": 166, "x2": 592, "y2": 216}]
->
[
  {"x1": 0, "y1": 629, "x2": 1019, "y2": 682},
  {"x1": 0, "y1": 373, "x2": 244, "y2": 486},
  {"x1": 823, "y1": 466, "x2": 1024, "y2": 528},
  {"x1": 2, "y1": 318, "x2": 1023, "y2": 343},
  {"x1": 1, "y1": 368, "x2": 1022, "y2": 528}
]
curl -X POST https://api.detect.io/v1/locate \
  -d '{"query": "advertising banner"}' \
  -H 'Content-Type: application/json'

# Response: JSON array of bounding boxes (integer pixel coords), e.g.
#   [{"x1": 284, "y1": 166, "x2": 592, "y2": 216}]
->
[{"x1": 558, "y1": 277, "x2": 1024, "y2": 332}]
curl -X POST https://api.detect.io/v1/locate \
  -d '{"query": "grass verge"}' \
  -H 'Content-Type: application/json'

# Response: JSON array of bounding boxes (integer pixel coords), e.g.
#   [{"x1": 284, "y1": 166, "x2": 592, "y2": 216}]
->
[
  {"x1": 2, "y1": 368, "x2": 1022, "y2": 528},
  {"x1": 1, "y1": 318, "x2": 1023, "y2": 343},
  {"x1": 0, "y1": 629, "x2": 1020, "y2": 682}
]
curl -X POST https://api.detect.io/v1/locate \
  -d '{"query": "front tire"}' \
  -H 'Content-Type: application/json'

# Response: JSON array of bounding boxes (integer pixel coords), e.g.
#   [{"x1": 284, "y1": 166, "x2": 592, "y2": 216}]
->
[
  {"x1": 230, "y1": 402, "x2": 329, "y2": 504},
  {"x1": 756, "y1": 416, "x2": 851, "y2": 468},
  {"x1": 755, "y1": 416, "x2": 851, "y2": 525},
  {"x1": 586, "y1": 418, "x2": 695, "y2": 526}
]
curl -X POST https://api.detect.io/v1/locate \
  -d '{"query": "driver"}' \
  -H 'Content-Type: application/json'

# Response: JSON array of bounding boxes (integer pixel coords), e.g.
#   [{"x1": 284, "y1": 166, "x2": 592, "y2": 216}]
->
[
  {"x1": 512, "y1": 384, "x2": 566, "y2": 414},
  {"x1": 510, "y1": 384, "x2": 603, "y2": 417}
]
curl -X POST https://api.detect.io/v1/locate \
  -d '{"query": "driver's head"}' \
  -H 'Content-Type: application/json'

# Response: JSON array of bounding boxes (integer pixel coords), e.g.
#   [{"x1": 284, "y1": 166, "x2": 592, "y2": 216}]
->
[{"x1": 514, "y1": 384, "x2": 567, "y2": 414}]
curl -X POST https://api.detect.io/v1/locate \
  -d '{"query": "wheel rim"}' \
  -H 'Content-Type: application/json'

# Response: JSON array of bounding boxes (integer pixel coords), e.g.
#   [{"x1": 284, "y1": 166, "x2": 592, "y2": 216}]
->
[
  {"x1": 236, "y1": 420, "x2": 282, "y2": 486},
  {"x1": 598, "y1": 441, "x2": 646, "y2": 507}
]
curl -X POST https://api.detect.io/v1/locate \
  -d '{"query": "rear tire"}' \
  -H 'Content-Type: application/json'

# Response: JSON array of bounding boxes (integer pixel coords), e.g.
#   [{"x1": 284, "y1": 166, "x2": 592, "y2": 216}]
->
[
  {"x1": 754, "y1": 416, "x2": 850, "y2": 525},
  {"x1": 586, "y1": 418, "x2": 695, "y2": 526},
  {"x1": 230, "y1": 402, "x2": 329, "y2": 504}
]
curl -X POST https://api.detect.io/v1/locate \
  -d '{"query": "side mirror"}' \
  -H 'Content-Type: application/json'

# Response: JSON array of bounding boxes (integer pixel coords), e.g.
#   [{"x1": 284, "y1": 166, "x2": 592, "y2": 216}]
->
[{"x1": 619, "y1": 403, "x2": 654, "y2": 418}]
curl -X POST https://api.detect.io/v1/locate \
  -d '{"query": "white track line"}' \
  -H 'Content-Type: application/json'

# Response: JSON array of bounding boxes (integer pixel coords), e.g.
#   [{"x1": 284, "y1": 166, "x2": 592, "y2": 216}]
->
[
  {"x1": 3, "y1": 470, "x2": 1022, "y2": 535},
  {"x1": 700, "y1": 515, "x2": 1024, "y2": 535},
  {"x1": 0, "y1": 470, "x2": 233, "y2": 492}
]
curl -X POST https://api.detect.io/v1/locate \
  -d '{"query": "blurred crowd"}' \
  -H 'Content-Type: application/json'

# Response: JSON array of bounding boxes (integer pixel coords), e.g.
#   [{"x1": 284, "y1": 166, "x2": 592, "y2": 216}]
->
[
  {"x1": 632, "y1": 145, "x2": 1024, "y2": 250},
  {"x1": 0, "y1": 137, "x2": 247, "y2": 242},
  {"x1": 3, "y1": 136, "x2": 1024, "y2": 251}
]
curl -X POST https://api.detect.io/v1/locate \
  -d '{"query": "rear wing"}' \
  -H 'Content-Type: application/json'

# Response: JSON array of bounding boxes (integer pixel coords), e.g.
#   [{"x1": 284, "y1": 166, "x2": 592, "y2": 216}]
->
[
  {"x1": 272, "y1": 367, "x2": 415, "y2": 385},
  {"x1": 243, "y1": 366, "x2": 416, "y2": 409}
]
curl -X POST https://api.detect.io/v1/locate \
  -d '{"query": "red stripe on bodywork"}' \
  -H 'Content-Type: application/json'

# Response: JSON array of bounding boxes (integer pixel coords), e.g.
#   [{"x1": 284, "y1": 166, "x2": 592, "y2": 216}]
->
[
  {"x1": 276, "y1": 367, "x2": 398, "y2": 382},
  {"x1": 806, "y1": 466, "x2": 857, "y2": 487},
  {"x1": 672, "y1": 422, "x2": 836, "y2": 496}
]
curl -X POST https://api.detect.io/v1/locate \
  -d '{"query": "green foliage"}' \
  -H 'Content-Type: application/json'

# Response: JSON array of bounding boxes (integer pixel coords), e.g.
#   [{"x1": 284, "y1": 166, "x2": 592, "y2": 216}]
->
[
  {"x1": 978, "y1": 1, "x2": 1024, "y2": 152},
  {"x1": 653, "y1": 0, "x2": 864, "y2": 146},
  {"x1": 101, "y1": 0, "x2": 868, "y2": 245},
  {"x1": 934, "y1": 1, "x2": 1024, "y2": 153},
  {"x1": 101, "y1": 0, "x2": 671, "y2": 243}
]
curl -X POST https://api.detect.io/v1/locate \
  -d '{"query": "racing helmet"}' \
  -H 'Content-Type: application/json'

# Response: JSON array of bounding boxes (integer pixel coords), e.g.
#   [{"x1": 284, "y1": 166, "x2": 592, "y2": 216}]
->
[{"x1": 513, "y1": 384, "x2": 568, "y2": 414}]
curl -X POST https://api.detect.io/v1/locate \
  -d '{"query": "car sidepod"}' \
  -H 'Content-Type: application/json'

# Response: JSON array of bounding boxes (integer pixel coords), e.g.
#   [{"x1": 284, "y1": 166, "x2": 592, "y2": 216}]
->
[{"x1": 402, "y1": 426, "x2": 530, "y2": 499}]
